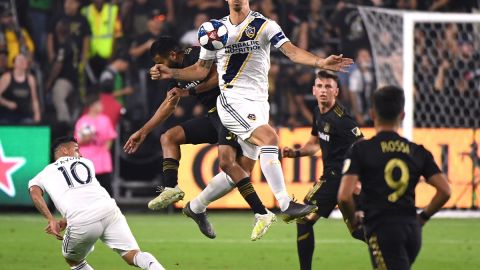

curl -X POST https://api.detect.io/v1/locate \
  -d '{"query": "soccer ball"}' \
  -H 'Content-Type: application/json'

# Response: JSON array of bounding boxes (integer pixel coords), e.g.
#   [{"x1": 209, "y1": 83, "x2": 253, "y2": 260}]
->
[{"x1": 198, "y1": 20, "x2": 228, "y2": 51}]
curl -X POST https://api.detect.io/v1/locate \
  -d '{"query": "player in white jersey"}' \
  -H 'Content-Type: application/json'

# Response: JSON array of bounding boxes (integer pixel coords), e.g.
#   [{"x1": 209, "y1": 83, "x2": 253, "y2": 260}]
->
[
  {"x1": 150, "y1": 0, "x2": 352, "y2": 220},
  {"x1": 29, "y1": 136, "x2": 165, "y2": 270}
]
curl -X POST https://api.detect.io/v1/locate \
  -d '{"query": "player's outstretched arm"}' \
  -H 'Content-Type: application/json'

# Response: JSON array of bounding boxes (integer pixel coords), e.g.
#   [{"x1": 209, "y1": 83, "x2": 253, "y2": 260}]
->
[
  {"x1": 150, "y1": 59, "x2": 214, "y2": 82},
  {"x1": 418, "y1": 173, "x2": 451, "y2": 226},
  {"x1": 282, "y1": 135, "x2": 320, "y2": 158},
  {"x1": 279, "y1": 42, "x2": 353, "y2": 73},
  {"x1": 193, "y1": 63, "x2": 218, "y2": 94},
  {"x1": 170, "y1": 63, "x2": 220, "y2": 97},
  {"x1": 338, "y1": 174, "x2": 360, "y2": 231},
  {"x1": 124, "y1": 90, "x2": 180, "y2": 154},
  {"x1": 29, "y1": 186, "x2": 63, "y2": 240}
]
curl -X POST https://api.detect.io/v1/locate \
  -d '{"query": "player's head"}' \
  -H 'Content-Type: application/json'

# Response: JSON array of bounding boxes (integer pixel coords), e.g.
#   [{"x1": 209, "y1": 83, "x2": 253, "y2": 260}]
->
[
  {"x1": 371, "y1": 85, "x2": 405, "y2": 126},
  {"x1": 52, "y1": 136, "x2": 80, "y2": 160},
  {"x1": 313, "y1": 71, "x2": 339, "y2": 107},
  {"x1": 226, "y1": 0, "x2": 249, "y2": 12},
  {"x1": 150, "y1": 36, "x2": 182, "y2": 67}
]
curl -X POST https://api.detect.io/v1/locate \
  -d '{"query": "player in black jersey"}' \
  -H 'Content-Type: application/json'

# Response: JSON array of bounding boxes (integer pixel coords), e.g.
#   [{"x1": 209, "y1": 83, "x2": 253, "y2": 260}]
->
[
  {"x1": 283, "y1": 71, "x2": 364, "y2": 270},
  {"x1": 124, "y1": 36, "x2": 276, "y2": 241},
  {"x1": 338, "y1": 85, "x2": 451, "y2": 270}
]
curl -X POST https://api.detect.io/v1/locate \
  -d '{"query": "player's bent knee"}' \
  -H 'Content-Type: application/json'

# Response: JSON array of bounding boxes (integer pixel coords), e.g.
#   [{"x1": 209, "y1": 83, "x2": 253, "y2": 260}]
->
[
  {"x1": 251, "y1": 125, "x2": 279, "y2": 146},
  {"x1": 64, "y1": 257, "x2": 82, "y2": 267},
  {"x1": 122, "y1": 249, "x2": 140, "y2": 265}
]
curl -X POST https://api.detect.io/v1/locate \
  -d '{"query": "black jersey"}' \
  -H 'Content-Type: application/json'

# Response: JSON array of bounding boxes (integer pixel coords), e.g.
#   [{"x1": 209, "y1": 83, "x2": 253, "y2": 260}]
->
[
  {"x1": 344, "y1": 131, "x2": 441, "y2": 226},
  {"x1": 311, "y1": 103, "x2": 363, "y2": 179},
  {"x1": 168, "y1": 46, "x2": 220, "y2": 110}
]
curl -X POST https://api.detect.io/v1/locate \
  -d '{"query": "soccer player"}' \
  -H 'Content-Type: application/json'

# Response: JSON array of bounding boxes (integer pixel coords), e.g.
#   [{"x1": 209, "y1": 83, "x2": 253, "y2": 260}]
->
[
  {"x1": 282, "y1": 71, "x2": 364, "y2": 270},
  {"x1": 29, "y1": 136, "x2": 165, "y2": 270},
  {"x1": 338, "y1": 86, "x2": 451, "y2": 270},
  {"x1": 149, "y1": 0, "x2": 350, "y2": 221},
  {"x1": 124, "y1": 36, "x2": 276, "y2": 240}
]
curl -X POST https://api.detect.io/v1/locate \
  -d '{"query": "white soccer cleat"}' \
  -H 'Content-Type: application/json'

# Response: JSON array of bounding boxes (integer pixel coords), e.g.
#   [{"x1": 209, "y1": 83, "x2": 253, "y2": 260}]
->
[
  {"x1": 148, "y1": 186, "x2": 185, "y2": 210},
  {"x1": 251, "y1": 209, "x2": 276, "y2": 241}
]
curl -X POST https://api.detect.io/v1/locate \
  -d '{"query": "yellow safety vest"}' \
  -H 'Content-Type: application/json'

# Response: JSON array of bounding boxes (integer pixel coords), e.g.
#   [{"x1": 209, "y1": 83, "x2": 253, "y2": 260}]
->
[{"x1": 82, "y1": 4, "x2": 118, "y2": 59}]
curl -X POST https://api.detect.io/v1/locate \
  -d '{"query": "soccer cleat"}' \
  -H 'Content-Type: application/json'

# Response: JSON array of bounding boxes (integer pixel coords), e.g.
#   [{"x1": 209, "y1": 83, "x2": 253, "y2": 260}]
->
[
  {"x1": 251, "y1": 209, "x2": 276, "y2": 241},
  {"x1": 147, "y1": 186, "x2": 185, "y2": 210},
  {"x1": 182, "y1": 202, "x2": 216, "y2": 239},
  {"x1": 281, "y1": 201, "x2": 318, "y2": 223}
]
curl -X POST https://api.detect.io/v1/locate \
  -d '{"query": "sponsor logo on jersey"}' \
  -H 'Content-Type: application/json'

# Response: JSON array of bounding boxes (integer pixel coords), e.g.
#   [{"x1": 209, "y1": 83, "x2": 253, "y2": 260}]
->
[
  {"x1": 247, "y1": 114, "x2": 256, "y2": 121},
  {"x1": 224, "y1": 40, "x2": 261, "y2": 54},
  {"x1": 245, "y1": 25, "x2": 256, "y2": 39},
  {"x1": 318, "y1": 131, "x2": 330, "y2": 142}
]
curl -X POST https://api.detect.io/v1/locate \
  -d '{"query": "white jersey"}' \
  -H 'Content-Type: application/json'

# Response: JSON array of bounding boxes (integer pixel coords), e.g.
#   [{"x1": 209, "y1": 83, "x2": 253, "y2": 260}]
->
[
  {"x1": 200, "y1": 11, "x2": 289, "y2": 102},
  {"x1": 28, "y1": 156, "x2": 117, "y2": 225}
]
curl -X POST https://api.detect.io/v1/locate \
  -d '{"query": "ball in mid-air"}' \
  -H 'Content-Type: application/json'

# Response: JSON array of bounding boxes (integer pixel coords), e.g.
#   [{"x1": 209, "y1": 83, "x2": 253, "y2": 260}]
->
[{"x1": 198, "y1": 20, "x2": 228, "y2": 51}]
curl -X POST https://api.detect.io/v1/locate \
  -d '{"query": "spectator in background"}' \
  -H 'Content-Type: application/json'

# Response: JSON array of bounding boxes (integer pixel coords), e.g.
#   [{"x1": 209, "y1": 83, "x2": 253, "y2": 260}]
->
[
  {"x1": 180, "y1": 13, "x2": 209, "y2": 47},
  {"x1": 123, "y1": 0, "x2": 174, "y2": 39},
  {"x1": 27, "y1": 0, "x2": 53, "y2": 61},
  {"x1": 0, "y1": 54, "x2": 41, "y2": 124},
  {"x1": 286, "y1": 66, "x2": 316, "y2": 127},
  {"x1": 349, "y1": 48, "x2": 375, "y2": 126},
  {"x1": 284, "y1": 0, "x2": 309, "y2": 50},
  {"x1": 82, "y1": 0, "x2": 122, "y2": 81},
  {"x1": 129, "y1": 9, "x2": 167, "y2": 71},
  {"x1": 75, "y1": 92, "x2": 117, "y2": 196},
  {"x1": 331, "y1": 0, "x2": 370, "y2": 58},
  {"x1": 0, "y1": 8, "x2": 35, "y2": 70},
  {"x1": 45, "y1": 19, "x2": 80, "y2": 124},
  {"x1": 186, "y1": 0, "x2": 226, "y2": 20},
  {"x1": 306, "y1": 0, "x2": 332, "y2": 50},
  {"x1": 47, "y1": 0, "x2": 91, "y2": 69}
]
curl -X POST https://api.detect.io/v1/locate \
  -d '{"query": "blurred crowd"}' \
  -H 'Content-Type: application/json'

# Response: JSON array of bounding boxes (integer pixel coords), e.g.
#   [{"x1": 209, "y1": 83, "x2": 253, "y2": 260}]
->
[{"x1": 0, "y1": 0, "x2": 478, "y2": 133}]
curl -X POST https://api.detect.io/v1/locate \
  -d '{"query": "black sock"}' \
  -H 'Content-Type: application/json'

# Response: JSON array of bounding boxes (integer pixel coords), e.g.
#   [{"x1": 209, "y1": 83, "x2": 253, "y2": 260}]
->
[
  {"x1": 297, "y1": 221, "x2": 315, "y2": 270},
  {"x1": 236, "y1": 177, "x2": 267, "y2": 215},
  {"x1": 163, "y1": 158, "x2": 179, "y2": 188}
]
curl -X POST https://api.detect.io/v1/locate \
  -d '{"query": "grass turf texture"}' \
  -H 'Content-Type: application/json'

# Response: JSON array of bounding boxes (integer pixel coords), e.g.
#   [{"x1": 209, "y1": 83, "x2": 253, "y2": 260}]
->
[{"x1": 1, "y1": 213, "x2": 479, "y2": 269}]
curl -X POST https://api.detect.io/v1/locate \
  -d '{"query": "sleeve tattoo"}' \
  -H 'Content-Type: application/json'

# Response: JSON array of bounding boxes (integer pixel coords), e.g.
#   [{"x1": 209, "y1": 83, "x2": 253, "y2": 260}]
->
[{"x1": 199, "y1": 59, "x2": 214, "y2": 69}]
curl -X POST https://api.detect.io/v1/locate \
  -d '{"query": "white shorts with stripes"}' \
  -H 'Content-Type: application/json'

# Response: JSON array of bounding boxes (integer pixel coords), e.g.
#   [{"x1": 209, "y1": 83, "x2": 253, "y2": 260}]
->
[
  {"x1": 217, "y1": 94, "x2": 267, "y2": 160},
  {"x1": 62, "y1": 207, "x2": 139, "y2": 262},
  {"x1": 217, "y1": 93, "x2": 270, "y2": 141}
]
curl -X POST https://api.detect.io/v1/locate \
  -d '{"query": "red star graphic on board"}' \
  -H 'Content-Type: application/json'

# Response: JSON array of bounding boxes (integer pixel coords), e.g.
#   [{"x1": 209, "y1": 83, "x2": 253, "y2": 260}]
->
[{"x1": 0, "y1": 140, "x2": 25, "y2": 197}]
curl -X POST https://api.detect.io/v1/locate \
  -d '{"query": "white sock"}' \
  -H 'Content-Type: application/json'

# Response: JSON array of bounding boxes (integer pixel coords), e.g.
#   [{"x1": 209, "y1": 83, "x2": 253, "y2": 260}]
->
[
  {"x1": 133, "y1": 252, "x2": 165, "y2": 270},
  {"x1": 190, "y1": 172, "x2": 236, "y2": 213},
  {"x1": 260, "y1": 146, "x2": 291, "y2": 211},
  {"x1": 70, "y1": 261, "x2": 93, "y2": 270}
]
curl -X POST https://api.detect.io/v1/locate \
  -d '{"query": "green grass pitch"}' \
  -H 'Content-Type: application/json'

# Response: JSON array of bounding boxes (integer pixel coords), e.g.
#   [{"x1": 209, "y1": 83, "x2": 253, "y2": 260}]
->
[{"x1": 1, "y1": 213, "x2": 479, "y2": 269}]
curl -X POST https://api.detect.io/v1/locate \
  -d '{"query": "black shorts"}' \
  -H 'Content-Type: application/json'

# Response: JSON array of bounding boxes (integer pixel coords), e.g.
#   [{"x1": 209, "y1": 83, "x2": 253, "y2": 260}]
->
[
  {"x1": 303, "y1": 177, "x2": 341, "y2": 218},
  {"x1": 179, "y1": 109, "x2": 240, "y2": 150},
  {"x1": 365, "y1": 221, "x2": 422, "y2": 270}
]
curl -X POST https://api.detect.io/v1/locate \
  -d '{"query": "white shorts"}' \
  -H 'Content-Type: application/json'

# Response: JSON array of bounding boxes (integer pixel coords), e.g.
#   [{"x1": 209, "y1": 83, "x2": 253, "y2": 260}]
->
[
  {"x1": 62, "y1": 208, "x2": 139, "y2": 262},
  {"x1": 217, "y1": 93, "x2": 269, "y2": 141},
  {"x1": 237, "y1": 136, "x2": 260, "y2": 160}
]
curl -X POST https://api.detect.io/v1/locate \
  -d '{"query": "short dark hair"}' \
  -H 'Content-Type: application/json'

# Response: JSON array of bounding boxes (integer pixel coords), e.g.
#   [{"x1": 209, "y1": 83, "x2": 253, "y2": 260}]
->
[
  {"x1": 150, "y1": 36, "x2": 180, "y2": 58},
  {"x1": 317, "y1": 70, "x2": 340, "y2": 87},
  {"x1": 373, "y1": 85, "x2": 405, "y2": 122},
  {"x1": 52, "y1": 136, "x2": 77, "y2": 154}
]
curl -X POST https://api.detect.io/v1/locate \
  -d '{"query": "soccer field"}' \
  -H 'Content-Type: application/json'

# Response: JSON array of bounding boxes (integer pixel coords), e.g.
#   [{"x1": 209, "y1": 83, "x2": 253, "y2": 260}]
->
[{"x1": 1, "y1": 213, "x2": 479, "y2": 269}]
